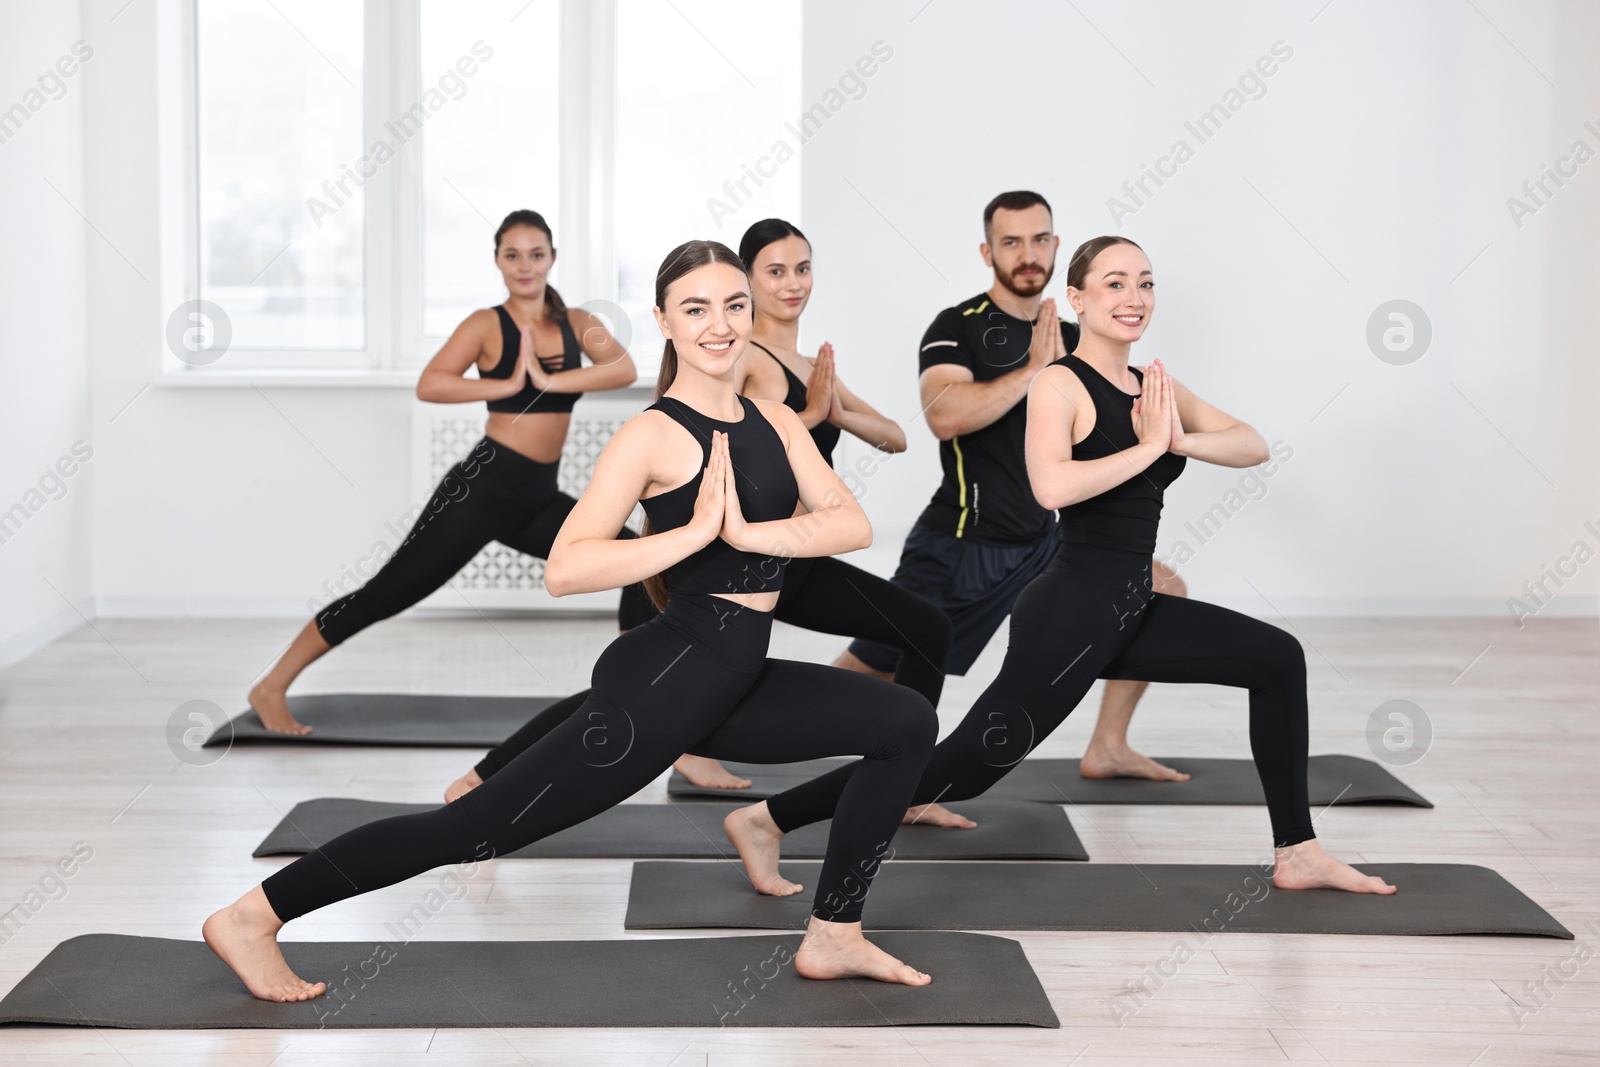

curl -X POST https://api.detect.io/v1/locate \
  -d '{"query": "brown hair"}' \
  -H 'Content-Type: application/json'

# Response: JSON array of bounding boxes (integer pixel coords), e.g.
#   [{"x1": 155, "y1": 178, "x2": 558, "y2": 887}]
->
[
  {"x1": 983, "y1": 190, "x2": 1051, "y2": 239},
  {"x1": 494, "y1": 210, "x2": 567, "y2": 322},
  {"x1": 1065, "y1": 235, "x2": 1145, "y2": 291},
  {"x1": 640, "y1": 239, "x2": 749, "y2": 611}
]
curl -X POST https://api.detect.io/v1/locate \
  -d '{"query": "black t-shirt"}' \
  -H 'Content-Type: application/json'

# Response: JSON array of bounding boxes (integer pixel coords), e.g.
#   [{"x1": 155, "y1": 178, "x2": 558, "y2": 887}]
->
[{"x1": 915, "y1": 292, "x2": 1080, "y2": 545}]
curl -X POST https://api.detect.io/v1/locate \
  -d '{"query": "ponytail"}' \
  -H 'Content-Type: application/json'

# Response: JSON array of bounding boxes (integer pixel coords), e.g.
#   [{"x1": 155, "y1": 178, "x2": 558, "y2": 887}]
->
[
  {"x1": 543, "y1": 285, "x2": 568, "y2": 322},
  {"x1": 640, "y1": 338, "x2": 681, "y2": 611},
  {"x1": 654, "y1": 340, "x2": 679, "y2": 398}
]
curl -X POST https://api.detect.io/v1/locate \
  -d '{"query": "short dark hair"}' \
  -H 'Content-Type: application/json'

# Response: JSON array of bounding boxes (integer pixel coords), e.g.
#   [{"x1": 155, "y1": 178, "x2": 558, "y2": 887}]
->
[{"x1": 983, "y1": 191, "x2": 1052, "y2": 238}]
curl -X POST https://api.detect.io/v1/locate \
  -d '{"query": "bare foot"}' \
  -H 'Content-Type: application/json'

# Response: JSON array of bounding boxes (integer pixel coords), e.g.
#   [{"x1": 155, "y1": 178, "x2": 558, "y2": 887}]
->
[
  {"x1": 795, "y1": 916, "x2": 931, "y2": 985},
  {"x1": 1079, "y1": 743, "x2": 1190, "y2": 781},
  {"x1": 247, "y1": 680, "x2": 312, "y2": 736},
  {"x1": 723, "y1": 802, "x2": 803, "y2": 897},
  {"x1": 674, "y1": 754, "x2": 751, "y2": 789},
  {"x1": 1273, "y1": 839, "x2": 1397, "y2": 894},
  {"x1": 203, "y1": 885, "x2": 326, "y2": 1002},
  {"x1": 445, "y1": 768, "x2": 482, "y2": 803},
  {"x1": 903, "y1": 801, "x2": 976, "y2": 828}
]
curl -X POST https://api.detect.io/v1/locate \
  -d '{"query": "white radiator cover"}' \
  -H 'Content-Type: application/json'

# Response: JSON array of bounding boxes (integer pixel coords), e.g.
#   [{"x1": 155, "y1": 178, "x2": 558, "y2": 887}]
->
[{"x1": 409, "y1": 397, "x2": 646, "y2": 613}]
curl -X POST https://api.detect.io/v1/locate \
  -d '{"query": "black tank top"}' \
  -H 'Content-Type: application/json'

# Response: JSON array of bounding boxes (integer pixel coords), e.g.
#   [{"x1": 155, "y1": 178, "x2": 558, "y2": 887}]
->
[
  {"x1": 750, "y1": 342, "x2": 841, "y2": 468},
  {"x1": 1055, "y1": 355, "x2": 1186, "y2": 556},
  {"x1": 482, "y1": 305, "x2": 584, "y2": 414},
  {"x1": 639, "y1": 394, "x2": 799, "y2": 595}
]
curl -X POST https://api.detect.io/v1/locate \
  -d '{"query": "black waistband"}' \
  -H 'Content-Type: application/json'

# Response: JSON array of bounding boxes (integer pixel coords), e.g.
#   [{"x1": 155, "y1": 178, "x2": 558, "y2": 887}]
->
[{"x1": 655, "y1": 591, "x2": 775, "y2": 672}]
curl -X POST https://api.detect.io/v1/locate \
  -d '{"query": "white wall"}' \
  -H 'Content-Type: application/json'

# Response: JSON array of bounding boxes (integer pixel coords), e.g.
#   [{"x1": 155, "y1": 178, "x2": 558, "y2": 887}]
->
[
  {"x1": 81, "y1": 0, "x2": 420, "y2": 622},
  {"x1": 799, "y1": 0, "x2": 1600, "y2": 616},
  {"x1": 0, "y1": 4, "x2": 95, "y2": 667},
  {"x1": 56, "y1": 0, "x2": 1600, "y2": 633}
]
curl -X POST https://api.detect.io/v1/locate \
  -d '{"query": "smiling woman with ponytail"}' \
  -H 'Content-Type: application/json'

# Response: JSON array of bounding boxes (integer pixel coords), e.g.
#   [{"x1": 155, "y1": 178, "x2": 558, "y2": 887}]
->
[
  {"x1": 205, "y1": 239, "x2": 943, "y2": 1003},
  {"x1": 467, "y1": 219, "x2": 954, "y2": 794},
  {"x1": 244, "y1": 209, "x2": 646, "y2": 736}
]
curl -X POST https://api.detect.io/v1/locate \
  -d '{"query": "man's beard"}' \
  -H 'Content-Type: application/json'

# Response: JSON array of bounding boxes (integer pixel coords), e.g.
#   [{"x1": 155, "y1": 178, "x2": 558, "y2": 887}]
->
[{"x1": 997, "y1": 260, "x2": 1054, "y2": 298}]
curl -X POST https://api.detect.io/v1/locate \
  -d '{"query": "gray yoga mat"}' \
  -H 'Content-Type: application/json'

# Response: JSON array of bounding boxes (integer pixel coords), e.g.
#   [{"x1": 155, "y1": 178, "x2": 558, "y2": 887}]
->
[
  {"x1": 206, "y1": 693, "x2": 560, "y2": 747},
  {"x1": 0, "y1": 932, "x2": 1058, "y2": 1029},
  {"x1": 252, "y1": 798, "x2": 1087, "y2": 861},
  {"x1": 668, "y1": 754, "x2": 1433, "y2": 808},
  {"x1": 625, "y1": 862, "x2": 1570, "y2": 938}
]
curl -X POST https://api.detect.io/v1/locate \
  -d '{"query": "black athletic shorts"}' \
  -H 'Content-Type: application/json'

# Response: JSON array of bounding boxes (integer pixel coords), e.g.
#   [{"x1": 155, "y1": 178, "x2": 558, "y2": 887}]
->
[{"x1": 848, "y1": 518, "x2": 1058, "y2": 675}]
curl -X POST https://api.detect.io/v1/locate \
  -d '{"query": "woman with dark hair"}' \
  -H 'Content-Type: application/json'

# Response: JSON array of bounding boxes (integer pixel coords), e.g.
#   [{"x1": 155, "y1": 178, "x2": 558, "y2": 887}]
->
[
  {"x1": 203, "y1": 240, "x2": 939, "y2": 1002},
  {"x1": 733, "y1": 217, "x2": 905, "y2": 461},
  {"x1": 732, "y1": 236, "x2": 1400, "y2": 897},
  {"x1": 446, "y1": 218, "x2": 954, "y2": 798},
  {"x1": 248, "y1": 210, "x2": 650, "y2": 735}
]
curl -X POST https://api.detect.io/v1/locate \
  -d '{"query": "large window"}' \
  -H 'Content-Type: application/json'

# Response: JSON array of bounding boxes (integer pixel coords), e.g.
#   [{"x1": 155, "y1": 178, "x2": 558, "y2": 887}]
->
[
  {"x1": 197, "y1": 0, "x2": 365, "y2": 354},
  {"x1": 420, "y1": 1, "x2": 560, "y2": 338},
  {"x1": 180, "y1": 0, "x2": 799, "y2": 376}
]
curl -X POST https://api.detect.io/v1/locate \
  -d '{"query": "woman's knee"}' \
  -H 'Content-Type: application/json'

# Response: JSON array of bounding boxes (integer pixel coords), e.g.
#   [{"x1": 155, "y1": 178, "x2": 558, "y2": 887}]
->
[
  {"x1": 888, "y1": 690, "x2": 939, "y2": 756},
  {"x1": 1256, "y1": 623, "x2": 1308, "y2": 687}
]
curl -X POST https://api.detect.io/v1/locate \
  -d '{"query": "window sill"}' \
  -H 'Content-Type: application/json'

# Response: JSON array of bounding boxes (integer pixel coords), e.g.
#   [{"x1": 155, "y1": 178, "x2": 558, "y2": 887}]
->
[
  {"x1": 155, "y1": 366, "x2": 659, "y2": 401},
  {"x1": 157, "y1": 367, "x2": 424, "y2": 389}
]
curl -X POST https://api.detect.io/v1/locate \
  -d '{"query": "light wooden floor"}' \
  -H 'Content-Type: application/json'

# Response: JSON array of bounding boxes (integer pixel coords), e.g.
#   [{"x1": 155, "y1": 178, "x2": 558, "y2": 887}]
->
[{"x1": 0, "y1": 612, "x2": 1595, "y2": 1065}]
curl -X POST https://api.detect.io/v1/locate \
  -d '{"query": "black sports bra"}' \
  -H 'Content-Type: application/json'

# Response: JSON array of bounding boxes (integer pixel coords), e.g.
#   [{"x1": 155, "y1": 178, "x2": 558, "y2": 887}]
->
[
  {"x1": 751, "y1": 341, "x2": 841, "y2": 468},
  {"x1": 482, "y1": 305, "x2": 583, "y2": 414},
  {"x1": 639, "y1": 394, "x2": 799, "y2": 596},
  {"x1": 1054, "y1": 355, "x2": 1186, "y2": 556}
]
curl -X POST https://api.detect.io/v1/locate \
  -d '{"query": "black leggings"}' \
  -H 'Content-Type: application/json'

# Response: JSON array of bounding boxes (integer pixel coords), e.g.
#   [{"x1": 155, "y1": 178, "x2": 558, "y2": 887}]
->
[
  {"x1": 472, "y1": 554, "x2": 953, "y2": 780},
  {"x1": 766, "y1": 543, "x2": 1317, "y2": 848},
  {"x1": 314, "y1": 436, "x2": 654, "y2": 645},
  {"x1": 263, "y1": 593, "x2": 938, "y2": 925}
]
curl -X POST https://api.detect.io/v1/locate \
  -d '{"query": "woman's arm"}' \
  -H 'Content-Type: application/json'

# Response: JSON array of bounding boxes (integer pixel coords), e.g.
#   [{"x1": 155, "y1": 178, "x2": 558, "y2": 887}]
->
[
  {"x1": 543, "y1": 414, "x2": 718, "y2": 596},
  {"x1": 722, "y1": 399, "x2": 872, "y2": 559},
  {"x1": 829, "y1": 368, "x2": 906, "y2": 452},
  {"x1": 415, "y1": 311, "x2": 524, "y2": 403},
  {"x1": 1166, "y1": 374, "x2": 1268, "y2": 467},
  {"x1": 1024, "y1": 364, "x2": 1170, "y2": 511},
  {"x1": 538, "y1": 308, "x2": 638, "y2": 393}
]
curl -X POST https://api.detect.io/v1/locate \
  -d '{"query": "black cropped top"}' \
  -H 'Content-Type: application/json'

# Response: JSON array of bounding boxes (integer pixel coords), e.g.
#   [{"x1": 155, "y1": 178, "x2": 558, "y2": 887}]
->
[
  {"x1": 1054, "y1": 355, "x2": 1186, "y2": 556},
  {"x1": 482, "y1": 305, "x2": 584, "y2": 414},
  {"x1": 639, "y1": 394, "x2": 799, "y2": 595},
  {"x1": 750, "y1": 341, "x2": 841, "y2": 468}
]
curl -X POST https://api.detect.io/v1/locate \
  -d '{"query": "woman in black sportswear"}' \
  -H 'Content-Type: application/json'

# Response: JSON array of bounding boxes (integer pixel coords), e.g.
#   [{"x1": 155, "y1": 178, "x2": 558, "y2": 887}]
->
[
  {"x1": 203, "y1": 240, "x2": 939, "y2": 1003},
  {"x1": 446, "y1": 219, "x2": 954, "y2": 799},
  {"x1": 733, "y1": 236, "x2": 1398, "y2": 897},
  {"x1": 248, "y1": 210, "x2": 650, "y2": 734},
  {"x1": 736, "y1": 217, "x2": 906, "y2": 460}
]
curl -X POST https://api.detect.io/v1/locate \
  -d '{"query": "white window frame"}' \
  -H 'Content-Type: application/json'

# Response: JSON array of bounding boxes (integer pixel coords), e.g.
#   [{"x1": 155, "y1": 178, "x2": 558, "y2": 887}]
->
[{"x1": 155, "y1": 0, "x2": 620, "y2": 388}]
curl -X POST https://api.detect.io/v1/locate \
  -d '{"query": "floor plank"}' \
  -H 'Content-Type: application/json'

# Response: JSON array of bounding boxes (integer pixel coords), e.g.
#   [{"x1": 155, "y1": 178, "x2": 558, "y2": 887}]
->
[{"x1": 0, "y1": 614, "x2": 1594, "y2": 1064}]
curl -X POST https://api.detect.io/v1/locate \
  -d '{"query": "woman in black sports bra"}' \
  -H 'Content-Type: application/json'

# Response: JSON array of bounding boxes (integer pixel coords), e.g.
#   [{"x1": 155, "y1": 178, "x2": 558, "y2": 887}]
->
[
  {"x1": 737, "y1": 218, "x2": 905, "y2": 464},
  {"x1": 448, "y1": 219, "x2": 958, "y2": 799},
  {"x1": 203, "y1": 240, "x2": 939, "y2": 1003},
  {"x1": 747, "y1": 236, "x2": 1398, "y2": 898},
  {"x1": 247, "y1": 210, "x2": 647, "y2": 735}
]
